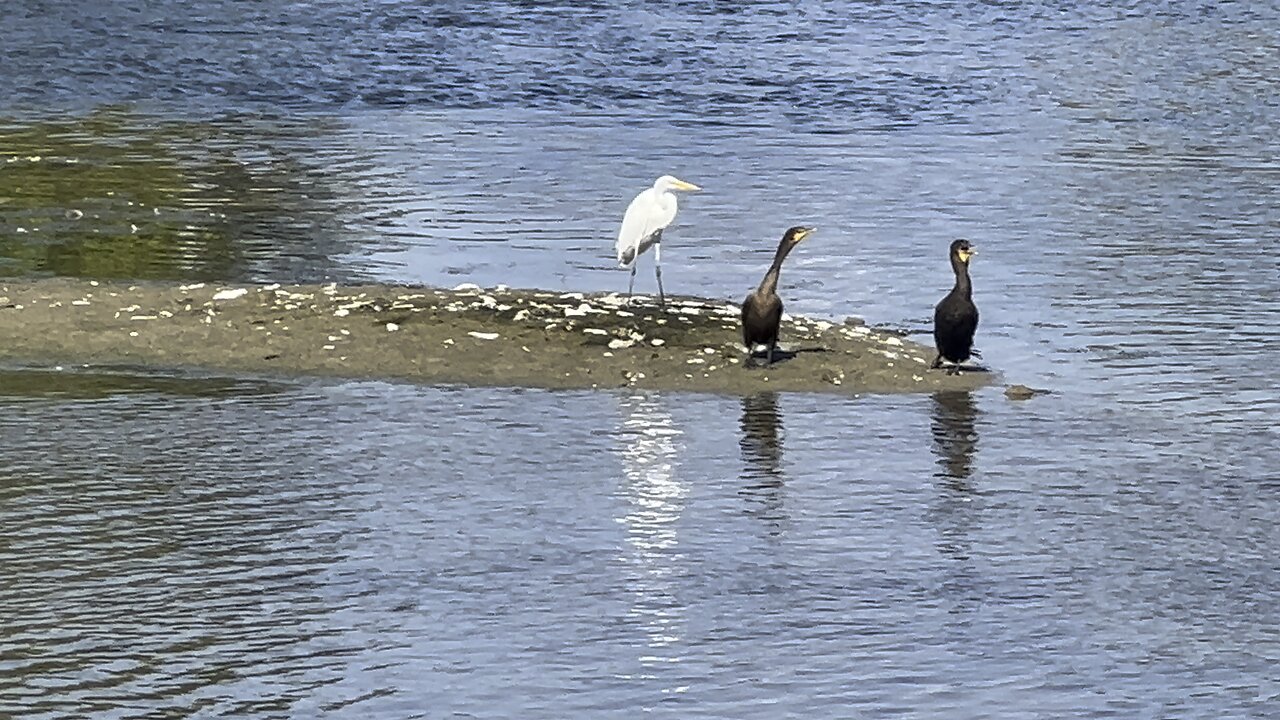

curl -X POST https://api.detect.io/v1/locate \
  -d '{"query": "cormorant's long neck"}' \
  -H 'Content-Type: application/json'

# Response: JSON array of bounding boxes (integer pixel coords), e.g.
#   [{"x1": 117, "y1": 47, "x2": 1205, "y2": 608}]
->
[
  {"x1": 757, "y1": 241, "x2": 795, "y2": 296},
  {"x1": 951, "y1": 256, "x2": 972, "y2": 299}
]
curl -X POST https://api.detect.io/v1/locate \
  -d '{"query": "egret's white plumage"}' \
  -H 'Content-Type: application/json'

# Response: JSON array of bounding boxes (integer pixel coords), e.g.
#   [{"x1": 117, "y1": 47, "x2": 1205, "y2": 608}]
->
[{"x1": 615, "y1": 175, "x2": 700, "y2": 304}]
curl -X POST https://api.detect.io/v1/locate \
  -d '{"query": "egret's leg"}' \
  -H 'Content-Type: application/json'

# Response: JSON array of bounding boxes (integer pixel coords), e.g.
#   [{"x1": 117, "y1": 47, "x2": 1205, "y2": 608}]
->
[
  {"x1": 654, "y1": 241, "x2": 665, "y2": 307},
  {"x1": 627, "y1": 264, "x2": 637, "y2": 303}
]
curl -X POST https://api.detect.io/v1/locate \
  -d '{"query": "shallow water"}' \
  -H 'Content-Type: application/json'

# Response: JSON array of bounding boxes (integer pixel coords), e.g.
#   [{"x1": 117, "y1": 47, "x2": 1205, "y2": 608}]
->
[
  {"x1": 2, "y1": 379, "x2": 1276, "y2": 717},
  {"x1": 1, "y1": 1, "x2": 1278, "y2": 717}
]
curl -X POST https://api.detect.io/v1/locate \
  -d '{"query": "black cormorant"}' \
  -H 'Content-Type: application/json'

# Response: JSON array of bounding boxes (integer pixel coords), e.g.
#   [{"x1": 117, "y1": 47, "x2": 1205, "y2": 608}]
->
[
  {"x1": 741, "y1": 226, "x2": 814, "y2": 366},
  {"x1": 932, "y1": 239, "x2": 979, "y2": 373}
]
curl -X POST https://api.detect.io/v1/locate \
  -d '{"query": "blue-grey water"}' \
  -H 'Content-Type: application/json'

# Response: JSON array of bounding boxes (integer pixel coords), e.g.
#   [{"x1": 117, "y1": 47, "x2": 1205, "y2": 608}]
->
[{"x1": 1, "y1": 1, "x2": 1278, "y2": 717}]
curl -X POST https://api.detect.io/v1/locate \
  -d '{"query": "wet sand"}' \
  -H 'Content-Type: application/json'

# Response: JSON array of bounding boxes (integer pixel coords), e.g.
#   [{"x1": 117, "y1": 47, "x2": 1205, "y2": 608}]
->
[{"x1": 0, "y1": 279, "x2": 996, "y2": 395}]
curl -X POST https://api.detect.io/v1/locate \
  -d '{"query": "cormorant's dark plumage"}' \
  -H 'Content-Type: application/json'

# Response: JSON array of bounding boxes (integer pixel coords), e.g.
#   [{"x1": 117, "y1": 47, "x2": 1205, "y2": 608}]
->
[
  {"x1": 741, "y1": 226, "x2": 813, "y2": 366},
  {"x1": 932, "y1": 239, "x2": 979, "y2": 373}
]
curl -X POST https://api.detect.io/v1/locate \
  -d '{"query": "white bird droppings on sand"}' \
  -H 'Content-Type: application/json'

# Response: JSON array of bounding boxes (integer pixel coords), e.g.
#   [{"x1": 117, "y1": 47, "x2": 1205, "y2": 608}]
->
[{"x1": 212, "y1": 288, "x2": 248, "y2": 301}]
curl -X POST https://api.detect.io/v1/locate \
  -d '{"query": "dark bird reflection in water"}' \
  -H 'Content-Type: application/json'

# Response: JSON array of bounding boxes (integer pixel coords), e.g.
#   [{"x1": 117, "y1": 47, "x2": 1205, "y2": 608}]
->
[
  {"x1": 930, "y1": 391, "x2": 980, "y2": 485},
  {"x1": 928, "y1": 391, "x2": 985, "y2": 615},
  {"x1": 738, "y1": 392, "x2": 787, "y2": 531}
]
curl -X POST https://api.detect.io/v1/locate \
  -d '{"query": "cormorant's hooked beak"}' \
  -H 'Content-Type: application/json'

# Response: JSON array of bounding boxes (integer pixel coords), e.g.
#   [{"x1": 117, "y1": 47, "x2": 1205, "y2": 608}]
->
[
  {"x1": 796, "y1": 226, "x2": 816, "y2": 242},
  {"x1": 670, "y1": 178, "x2": 701, "y2": 192},
  {"x1": 959, "y1": 246, "x2": 976, "y2": 262}
]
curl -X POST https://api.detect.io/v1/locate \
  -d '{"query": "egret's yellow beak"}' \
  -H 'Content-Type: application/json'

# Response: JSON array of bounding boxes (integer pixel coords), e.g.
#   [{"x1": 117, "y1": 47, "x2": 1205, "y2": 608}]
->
[{"x1": 671, "y1": 178, "x2": 701, "y2": 191}]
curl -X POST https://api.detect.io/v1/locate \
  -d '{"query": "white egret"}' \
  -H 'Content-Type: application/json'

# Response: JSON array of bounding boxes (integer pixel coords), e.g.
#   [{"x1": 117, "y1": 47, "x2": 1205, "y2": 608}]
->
[{"x1": 615, "y1": 175, "x2": 701, "y2": 306}]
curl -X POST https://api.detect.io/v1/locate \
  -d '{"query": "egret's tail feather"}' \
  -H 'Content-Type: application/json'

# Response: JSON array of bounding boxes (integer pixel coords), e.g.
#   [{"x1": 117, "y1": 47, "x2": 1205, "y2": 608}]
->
[{"x1": 618, "y1": 247, "x2": 636, "y2": 267}]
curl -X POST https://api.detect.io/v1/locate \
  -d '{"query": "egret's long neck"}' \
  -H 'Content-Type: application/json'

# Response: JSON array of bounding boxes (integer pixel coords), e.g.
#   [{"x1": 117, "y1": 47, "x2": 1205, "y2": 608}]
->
[
  {"x1": 951, "y1": 255, "x2": 972, "y2": 299},
  {"x1": 758, "y1": 241, "x2": 795, "y2": 296}
]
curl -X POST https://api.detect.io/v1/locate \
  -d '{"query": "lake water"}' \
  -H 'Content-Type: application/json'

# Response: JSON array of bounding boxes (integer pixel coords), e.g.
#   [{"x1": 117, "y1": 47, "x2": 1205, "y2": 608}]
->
[{"x1": 1, "y1": 1, "x2": 1277, "y2": 717}]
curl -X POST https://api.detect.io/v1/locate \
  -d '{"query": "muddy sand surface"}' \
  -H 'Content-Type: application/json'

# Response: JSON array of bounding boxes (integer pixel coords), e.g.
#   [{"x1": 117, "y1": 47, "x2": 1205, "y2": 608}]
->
[{"x1": 0, "y1": 279, "x2": 997, "y2": 395}]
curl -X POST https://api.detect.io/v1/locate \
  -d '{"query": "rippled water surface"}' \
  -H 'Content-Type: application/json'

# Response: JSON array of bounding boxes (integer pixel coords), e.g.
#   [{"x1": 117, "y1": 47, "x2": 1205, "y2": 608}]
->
[
  {"x1": 3, "y1": 379, "x2": 1276, "y2": 717},
  {"x1": 1, "y1": 1, "x2": 1278, "y2": 717}
]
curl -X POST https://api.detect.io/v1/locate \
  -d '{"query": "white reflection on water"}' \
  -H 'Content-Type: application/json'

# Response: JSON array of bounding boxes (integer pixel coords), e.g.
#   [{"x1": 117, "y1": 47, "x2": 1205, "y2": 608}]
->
[{"x1": 614, "y1": 393, "x2": 688, "y2": 675}]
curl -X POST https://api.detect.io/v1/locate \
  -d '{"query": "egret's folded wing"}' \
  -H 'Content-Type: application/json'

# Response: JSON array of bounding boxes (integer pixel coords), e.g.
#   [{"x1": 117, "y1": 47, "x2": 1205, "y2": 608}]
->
[{"x1": 615, "y1": 190, "x2": 676, "y2": 267}]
